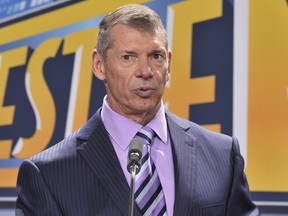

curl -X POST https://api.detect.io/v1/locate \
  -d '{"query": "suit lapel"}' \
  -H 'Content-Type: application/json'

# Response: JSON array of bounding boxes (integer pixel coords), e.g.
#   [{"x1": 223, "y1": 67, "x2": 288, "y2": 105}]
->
[
  {"x1": 166, "y1": 112, "x2": 197, "y2": 215},
  {"x1": 75, "y1": 110, "x2": 197, "y2": 215},
  {"x1": 76, "y1": 111, "x2": 142, "y2": 216}
]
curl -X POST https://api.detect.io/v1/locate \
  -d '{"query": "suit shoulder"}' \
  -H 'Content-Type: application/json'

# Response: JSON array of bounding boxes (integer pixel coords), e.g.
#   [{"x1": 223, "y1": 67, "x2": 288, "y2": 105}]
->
[
  {"x1": 29, "y1": 111, "x2": 102, "y2": 167},
  {"x1": 166, "y1": 111, "x2": 233, "y2": 147},
  {"x1": 30, "y1": 130, "x2": 80, "y2": 165}
]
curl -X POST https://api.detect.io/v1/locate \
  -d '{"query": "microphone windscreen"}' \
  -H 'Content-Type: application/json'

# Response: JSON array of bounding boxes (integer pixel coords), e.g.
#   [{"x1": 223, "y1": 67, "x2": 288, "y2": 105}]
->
[{"x1": 127, "y1": 139, "x2": 144, "y2": 174}]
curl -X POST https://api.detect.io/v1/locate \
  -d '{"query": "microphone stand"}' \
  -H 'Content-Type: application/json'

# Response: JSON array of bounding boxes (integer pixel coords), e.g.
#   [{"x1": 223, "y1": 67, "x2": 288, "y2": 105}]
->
[
  {"x1": 127, "y1": 139, "x2": 143, "y2": 216},
  {"x1": 129, "y1": 161, "x2": 137, "y2": 216}
]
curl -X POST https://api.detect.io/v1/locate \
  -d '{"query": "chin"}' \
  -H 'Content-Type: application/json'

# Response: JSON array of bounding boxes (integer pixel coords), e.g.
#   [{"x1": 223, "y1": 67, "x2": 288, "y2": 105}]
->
[{"x1": 138, "y1": 103, "x2": 159, "y2": 112}]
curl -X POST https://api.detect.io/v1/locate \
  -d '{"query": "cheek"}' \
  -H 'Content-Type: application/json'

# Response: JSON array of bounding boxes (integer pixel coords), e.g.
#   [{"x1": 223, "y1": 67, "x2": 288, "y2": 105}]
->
[{"x1": 107, "y1": 73, "x2": 130, "y2": 94}]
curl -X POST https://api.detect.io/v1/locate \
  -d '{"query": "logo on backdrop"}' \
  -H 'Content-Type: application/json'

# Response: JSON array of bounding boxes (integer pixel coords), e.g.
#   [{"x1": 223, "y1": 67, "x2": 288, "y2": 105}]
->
[{"x1": 0, "y1": 0, "x2": 233, "y2": 189}]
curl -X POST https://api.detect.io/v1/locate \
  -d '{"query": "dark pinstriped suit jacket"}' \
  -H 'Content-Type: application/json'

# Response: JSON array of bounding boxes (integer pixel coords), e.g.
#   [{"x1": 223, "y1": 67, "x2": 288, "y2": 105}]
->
[{"x1": 16, "y1": 110, "x2": 259, "y2": 216}]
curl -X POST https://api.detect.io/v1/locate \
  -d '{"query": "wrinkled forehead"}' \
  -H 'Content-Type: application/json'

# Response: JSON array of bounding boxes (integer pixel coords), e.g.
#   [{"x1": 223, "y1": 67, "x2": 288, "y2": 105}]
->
[{"x1": 109, "y1": 24, "x2": 168, "y2": 50}]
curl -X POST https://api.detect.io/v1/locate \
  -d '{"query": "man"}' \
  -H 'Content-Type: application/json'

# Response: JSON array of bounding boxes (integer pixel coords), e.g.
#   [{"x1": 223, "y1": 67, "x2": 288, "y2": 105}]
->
[{"x1": 16, "y1": 4, "x2": 259, "y2": 216}]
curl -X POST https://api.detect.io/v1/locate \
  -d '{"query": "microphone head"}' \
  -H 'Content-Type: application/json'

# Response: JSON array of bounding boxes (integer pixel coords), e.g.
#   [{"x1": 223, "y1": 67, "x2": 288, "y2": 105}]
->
[{"x1": 127, "y1": 138, "x2": 144, "y2": 174}]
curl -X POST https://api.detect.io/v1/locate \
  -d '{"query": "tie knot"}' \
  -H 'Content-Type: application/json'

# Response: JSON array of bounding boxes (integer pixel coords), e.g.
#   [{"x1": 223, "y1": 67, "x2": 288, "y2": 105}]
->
[{"x1": 135, "y1": 126, "x2": 155, "y2": 145}]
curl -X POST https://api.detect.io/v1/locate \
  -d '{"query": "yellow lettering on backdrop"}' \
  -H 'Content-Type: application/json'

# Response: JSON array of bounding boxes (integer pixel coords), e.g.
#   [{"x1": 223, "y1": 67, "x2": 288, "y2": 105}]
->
[
  {"x1": 62, "y1": 28, "x2": 97, "y2": 134},
  {"x1": 0, "y1": 140, "x2": 13, "y2": 159},
  {"x1": 246, "y1": 0, "x2": 288, "y2": 191},
  {"x1": 13, "y1": 38, "x2": 61, "y2": 158},
  {"x1": 0, "y1": 168, "x2": 18, "y2": 187},
  {"x1": 0, "y1": 47, "x2": 28, "y2": 125},
  {"x1": 0, "y1": 0, "x2": 151, "y2": 187},
  {"x1": 0, "y1": 0, "x2": 149, "y2": 46},
  {"x1": 164, "y1": 0, "x2": 221, "y2": 131},
  {"x1": 0, "y1": 47, "x2": 28, "y2": 158}
]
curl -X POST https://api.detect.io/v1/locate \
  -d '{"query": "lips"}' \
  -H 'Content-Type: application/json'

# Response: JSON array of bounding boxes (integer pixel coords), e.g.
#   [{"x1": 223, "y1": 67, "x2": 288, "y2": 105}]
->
[{"x1": 133, "y1": 87, "x2": 155, "y2": 97}]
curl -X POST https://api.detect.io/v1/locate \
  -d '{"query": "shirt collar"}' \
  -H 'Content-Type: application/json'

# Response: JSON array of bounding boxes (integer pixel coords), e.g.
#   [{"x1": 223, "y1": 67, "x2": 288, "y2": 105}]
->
[{"x1": 101, "y1": 95, "x2": 168, "y2": 150}]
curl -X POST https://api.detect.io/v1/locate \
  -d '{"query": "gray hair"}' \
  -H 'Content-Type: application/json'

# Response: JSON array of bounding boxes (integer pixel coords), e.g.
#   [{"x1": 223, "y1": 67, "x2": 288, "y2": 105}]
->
[{"x1": 96, "y1": 4, "x2": 168, "y2": 60}]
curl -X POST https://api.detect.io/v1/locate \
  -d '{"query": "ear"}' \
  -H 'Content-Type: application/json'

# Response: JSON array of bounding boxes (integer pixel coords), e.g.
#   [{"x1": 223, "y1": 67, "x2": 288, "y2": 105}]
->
[
  {"x1": 166, "y1": 51, "x2": 172, "y2": 81},
  {"x1": 92, "y1": 49, "x2": 105, "y2": 80}
]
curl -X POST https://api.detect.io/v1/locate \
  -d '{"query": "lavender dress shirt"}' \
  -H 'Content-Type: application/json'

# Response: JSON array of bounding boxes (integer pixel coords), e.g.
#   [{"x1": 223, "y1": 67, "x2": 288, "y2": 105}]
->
[{"x1": 101, "y1": 96, "x2": 175, "y2": 215}]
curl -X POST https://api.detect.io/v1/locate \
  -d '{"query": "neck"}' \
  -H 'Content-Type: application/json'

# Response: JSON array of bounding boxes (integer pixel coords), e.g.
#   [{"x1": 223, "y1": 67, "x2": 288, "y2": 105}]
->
[
  {"x1": 107, "y1": 100, "x2": 161, "y2": 126},
  {"x1": 129, "y1": 112, "x2": 157, "y2": 125}
]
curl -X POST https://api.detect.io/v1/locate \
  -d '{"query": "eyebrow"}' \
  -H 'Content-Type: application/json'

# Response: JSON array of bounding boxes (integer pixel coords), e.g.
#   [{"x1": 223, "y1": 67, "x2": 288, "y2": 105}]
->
[
  {"x1": 150, "y1": 49, "x2": 166, "y2": 54},
  {"x1": 121, "y1": 48, "x2": 166, "y2": 55},
  {"x1": 122, "y1": 50, "x2": 137, "y2": 55},
  {"x1": 118, "y1": 45, "x2": 167, "y2": 58}
]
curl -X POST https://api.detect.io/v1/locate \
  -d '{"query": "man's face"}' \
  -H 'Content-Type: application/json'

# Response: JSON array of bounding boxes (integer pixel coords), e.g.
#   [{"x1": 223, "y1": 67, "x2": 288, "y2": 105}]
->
[{"x1": 93, "y1": 24, "x2": 171, "y2": 124}]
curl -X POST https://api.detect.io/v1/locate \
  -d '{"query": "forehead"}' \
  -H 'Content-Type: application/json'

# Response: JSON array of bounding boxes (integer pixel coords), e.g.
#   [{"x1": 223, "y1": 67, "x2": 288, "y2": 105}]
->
[{"x1": 109, "y1": 24, "x2": 167, "y2": 51}]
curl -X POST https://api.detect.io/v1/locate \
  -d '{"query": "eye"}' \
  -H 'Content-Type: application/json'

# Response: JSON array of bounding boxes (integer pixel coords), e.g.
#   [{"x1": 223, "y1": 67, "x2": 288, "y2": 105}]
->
[
  {"x1": 122, "y1": 55, "x2": 137, "y2": 62},
  {"x1": 150, "y1": 53, "x2": 165, "y2": 62},
  {"x1": 120, "y1": 54, "x2": 137, "y2": 66},
  {"x1": 123, "y1": 55, "x2": 131, "y2": 61}
]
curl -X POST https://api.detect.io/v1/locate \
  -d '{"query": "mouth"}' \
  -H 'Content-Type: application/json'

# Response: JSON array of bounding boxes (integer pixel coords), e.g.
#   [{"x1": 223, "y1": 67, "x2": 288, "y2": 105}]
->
[{"x1": 133, "y1": 87, "x2": 155, "y2": 97}]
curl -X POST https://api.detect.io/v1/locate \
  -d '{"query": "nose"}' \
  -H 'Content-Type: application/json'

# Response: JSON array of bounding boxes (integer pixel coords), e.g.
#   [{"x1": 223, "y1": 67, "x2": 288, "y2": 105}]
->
[{"x1": 135, "y1": 57, "x2": 153, "y2": 79}]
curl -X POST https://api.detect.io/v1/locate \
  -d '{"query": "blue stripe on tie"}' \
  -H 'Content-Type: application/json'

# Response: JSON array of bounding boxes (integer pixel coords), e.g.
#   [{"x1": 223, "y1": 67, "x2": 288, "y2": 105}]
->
[
  {"x1": 133, "y1": 127, "x2": 167, "y2": 216},
  {"x1": 135, "y1": 163, "x2": 156, "y2": 198},
  {"x1": 158, "y1": 205, "x2": 167, "y2": 216},
  {"x1": 141, "y1": 185, "x2": 162, "y2": 214},
  {"x1": 136, "y1": 131, "x2": 152, "y2": 144}
]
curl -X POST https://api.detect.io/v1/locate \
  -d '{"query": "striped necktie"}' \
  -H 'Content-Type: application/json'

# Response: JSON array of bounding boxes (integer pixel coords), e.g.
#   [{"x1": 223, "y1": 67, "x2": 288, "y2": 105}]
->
[{"x1": 133, "y1": 126, "x2": 167, "y2": 216}]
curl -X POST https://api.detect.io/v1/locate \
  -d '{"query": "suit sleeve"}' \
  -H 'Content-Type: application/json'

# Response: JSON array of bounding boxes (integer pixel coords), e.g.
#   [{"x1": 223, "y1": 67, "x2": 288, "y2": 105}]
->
[
  {"x1": 226, "y1": 137, "x2": 259, "y2": 216},
  {"x1": 16, "y1": 159, "x2": 62, "y2": 216}
]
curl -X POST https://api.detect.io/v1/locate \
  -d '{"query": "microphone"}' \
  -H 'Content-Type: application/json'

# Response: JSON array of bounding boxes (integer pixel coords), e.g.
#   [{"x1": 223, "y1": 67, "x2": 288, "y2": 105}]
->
[
  {"x1": 127, "y1": 138, "x2": 143, "y2": 216},
  {"x1": 127, "y1": 138, "x2": 144, "y2": 175}
]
